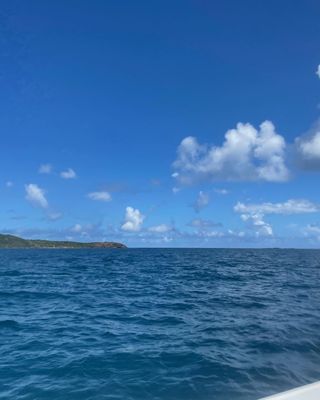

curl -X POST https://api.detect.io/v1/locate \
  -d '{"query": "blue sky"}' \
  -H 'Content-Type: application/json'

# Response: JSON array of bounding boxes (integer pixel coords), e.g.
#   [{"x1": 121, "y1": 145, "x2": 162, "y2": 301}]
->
[{"x1": 1, "y1": 0, "x2": 320, "y2": 247}]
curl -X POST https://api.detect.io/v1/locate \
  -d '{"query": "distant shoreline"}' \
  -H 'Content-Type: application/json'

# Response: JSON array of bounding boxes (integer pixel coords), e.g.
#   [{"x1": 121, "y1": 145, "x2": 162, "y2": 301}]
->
[{"x1": 0, "y1": 234, "x2": 127, "y2": 249}]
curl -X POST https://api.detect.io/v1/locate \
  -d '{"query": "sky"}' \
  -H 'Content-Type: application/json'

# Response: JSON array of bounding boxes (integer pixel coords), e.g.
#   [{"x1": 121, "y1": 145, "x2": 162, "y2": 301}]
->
[{"x1": 1, "y1": 0, "x2": 320, "y2": 248}]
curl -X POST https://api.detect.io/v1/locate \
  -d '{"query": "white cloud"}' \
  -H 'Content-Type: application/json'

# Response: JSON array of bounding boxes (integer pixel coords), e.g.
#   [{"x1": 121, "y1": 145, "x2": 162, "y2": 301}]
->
[
  {"x1": 295, "y1": 121, "x2": 320, "y2": 169},
  {"x1": 193, "y1": 191, "x2": 210, "y2": 212},
  {"x1": 60, "y1": 168, "x2": 76, "y2": 179},
  {"x1": 39, "y1": 164, "x2": 52, "y2": 174},
  {"x1": 173, "y1": 121, "x2": 289, "y2": 184},
  {"x1": 299, "y1": 132, "x2": 320, "y2": 158},
  {"x1": 6, "y1": 181, "x2": 13, "y2": 188},
  {"x1": 88, "y1": 191, "x2": 112, "y2": 202},
  {"x1": 25, "y1": 184, "x2": 48, "y2": 209},
  {"x1": 148, "y1": 224, "x2": 172, "y2": 233},
  {"x1": 235, "y1": 199, "x2": 320, "y2": 238},
  {"x1": 241, "y1": 213, "x2": 273, "y2": 237},
  {"x1": 316, "y1": 65, "x2": 320, "y2": 79},
  {"x1": 214, "y1": 188, "x2": 229, "y2": 195},
  {"x1": 234, "y1": 199, "x2": 320, "y2": 215},
  {"x1": 121, "y1": 206, "x2": 145, "y2": 232}
]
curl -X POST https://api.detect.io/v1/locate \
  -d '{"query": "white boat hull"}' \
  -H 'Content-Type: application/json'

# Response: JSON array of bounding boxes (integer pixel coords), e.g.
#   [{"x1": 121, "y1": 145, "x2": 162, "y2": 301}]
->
[{"x1": 259, "y1": 381, "x2": 320, "y2": 399}]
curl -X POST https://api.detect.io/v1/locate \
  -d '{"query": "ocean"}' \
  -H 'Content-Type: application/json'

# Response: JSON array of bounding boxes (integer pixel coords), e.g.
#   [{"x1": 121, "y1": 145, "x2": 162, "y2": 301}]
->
[{"x1": 0, "y1": 248, "x2": 320, "y2": 400}]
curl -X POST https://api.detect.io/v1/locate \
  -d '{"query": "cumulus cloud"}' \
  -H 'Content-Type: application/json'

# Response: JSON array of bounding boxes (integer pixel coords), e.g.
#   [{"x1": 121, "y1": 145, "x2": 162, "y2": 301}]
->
[
  {"x1": 25, "y1": 184, "x2": 48, "y2": 209},
  {"x1": 60, "y1": 168, "x2": 76, "y2": 179},
  {"x1": 234, "y1": 199, "x2": 320, "y2": 215},
  {"x1": 316, "y1": 65, "x2": 320, "y2": 79},
  {"x1": 148, "y1": 224, "x2": 173, "y2": 233},
  {"x1": 295, "y1": 121, "x2": 320, "y2": 170},
  {"x1": 298, "y1": 132, "x2": 320, "y2": 158},
  {"x1": 88, "y1": 191, "x2": 112, "y2": 202},
  {"x1": 39, "y1": 164, "x2": 52, "y2": 174},
  {"x1": 193, "y1": 191, "x2": 210, "y2": 212},
  {"x1": 173, "y1": 121, "x2": 289, "y2": 184},
  {"x1": 121, "y1": 207, "x2": 145, "y2": 232}
]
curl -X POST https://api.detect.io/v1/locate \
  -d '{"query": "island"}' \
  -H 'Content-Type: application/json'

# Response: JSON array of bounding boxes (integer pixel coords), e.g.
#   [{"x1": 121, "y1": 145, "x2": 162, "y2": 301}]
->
[{"x1": 0, "y1": 234, "x2": 127, "y2": 249}]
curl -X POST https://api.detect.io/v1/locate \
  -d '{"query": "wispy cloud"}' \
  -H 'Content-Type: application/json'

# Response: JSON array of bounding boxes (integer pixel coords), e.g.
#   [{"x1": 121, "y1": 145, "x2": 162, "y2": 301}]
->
[
  {"x1": 234, "y1": 199, "x2": 320, "y2": 215},
  {"x1": 148, "y1": 224, "x2": 173, "y2": 233},
  {"x1": 39, "y1": 164, "x2": 52, "y2": 174},
  {"x1": 193, "y1": 191, "x2": 210, "y2": 212},
  {"x1": 214, "y1": 188, "x2": 229, "y2": 195},
  {"x1": 187, "y1": 218, "x2": 222, "y2": 228},
  {"x1": 172, "y1": 187, "x2": 180, "y2": 194},
  {"x1": 71, "y1": 223, "x2": 83, "y2": 233},
  {"x1": 47, "y1": 212, "x2": 63, "y2": 221},
  {"x1": 303, "y1": 224, "x2": 320, "y2": 241},
  {"x1": 87, "y1": 191, "x2": 111, "y2": 202},
  {"x1": 25, "y1": 184, "x2": 49, "y2": 209},
  {"x1": 240, "y1": 213, "x2": 273, "y2": 237},
  {"x1": 60, "y1": 168, "x2": 76, "y2": 179}
]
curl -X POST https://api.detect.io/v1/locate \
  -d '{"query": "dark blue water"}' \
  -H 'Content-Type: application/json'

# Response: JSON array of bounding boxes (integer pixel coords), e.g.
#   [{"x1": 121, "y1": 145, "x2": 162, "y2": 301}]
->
[{"x1": 1, "y1": 249, "x2": 320, "y2": 400}]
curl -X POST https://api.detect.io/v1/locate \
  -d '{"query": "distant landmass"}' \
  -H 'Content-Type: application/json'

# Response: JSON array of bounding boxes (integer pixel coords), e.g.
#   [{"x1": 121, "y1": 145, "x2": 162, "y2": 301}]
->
[{"x1": 0, "y1": 234, "x2": 126, "y2": 249}]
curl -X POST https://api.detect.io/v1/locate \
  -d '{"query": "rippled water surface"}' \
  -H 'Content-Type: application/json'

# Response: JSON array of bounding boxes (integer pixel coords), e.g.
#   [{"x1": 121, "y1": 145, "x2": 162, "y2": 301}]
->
[{"x1": 1, "y1": 249, "x2": 320, "y2": 400}]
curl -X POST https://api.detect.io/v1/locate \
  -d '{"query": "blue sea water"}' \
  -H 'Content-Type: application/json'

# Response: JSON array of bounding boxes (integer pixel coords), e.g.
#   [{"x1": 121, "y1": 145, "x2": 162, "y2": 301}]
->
[{"x1": 1, "y1": 249, "x2": 320, "y2": 400}]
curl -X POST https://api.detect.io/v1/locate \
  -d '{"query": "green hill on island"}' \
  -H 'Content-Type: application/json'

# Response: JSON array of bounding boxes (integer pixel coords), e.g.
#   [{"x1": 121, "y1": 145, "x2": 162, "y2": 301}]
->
[{"x1": 0, "y1": 234, "x2": 126, "y2": 249}]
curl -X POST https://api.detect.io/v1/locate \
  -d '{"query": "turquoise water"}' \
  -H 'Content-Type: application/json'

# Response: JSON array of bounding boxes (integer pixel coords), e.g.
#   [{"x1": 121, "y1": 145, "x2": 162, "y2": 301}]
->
[{"x1": 1, "y1": 248, "x2": 320, "y2": 400}]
